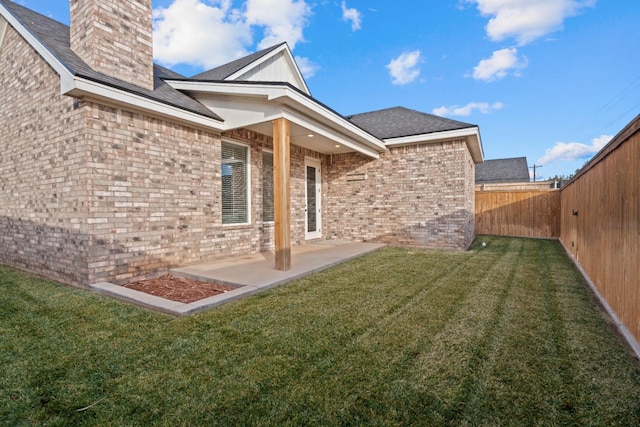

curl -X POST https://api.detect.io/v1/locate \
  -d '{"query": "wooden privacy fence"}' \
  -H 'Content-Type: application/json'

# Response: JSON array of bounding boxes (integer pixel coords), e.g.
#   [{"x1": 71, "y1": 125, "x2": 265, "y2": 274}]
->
[
  {"x1": 474, "y1": 114, "x2": 639, "y2": 350},
  {"x1": 475, "y1": 190, "x2": 561, "y2": 238},
  {"x1": 560, "y1": 115, "x2": 640, "y2": 347}
]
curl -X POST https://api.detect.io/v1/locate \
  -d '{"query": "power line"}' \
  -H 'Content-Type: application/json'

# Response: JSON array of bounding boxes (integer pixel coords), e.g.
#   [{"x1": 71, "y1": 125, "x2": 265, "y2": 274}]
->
[{"x1": 566, "y1": 73, "x2": 640, "y2": 142}]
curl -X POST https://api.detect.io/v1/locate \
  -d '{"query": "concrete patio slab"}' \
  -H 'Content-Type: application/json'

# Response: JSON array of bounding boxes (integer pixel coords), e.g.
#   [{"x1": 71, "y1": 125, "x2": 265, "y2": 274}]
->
[{"x1": 90, "y1": 241, "x2": 385, "y2": 316}]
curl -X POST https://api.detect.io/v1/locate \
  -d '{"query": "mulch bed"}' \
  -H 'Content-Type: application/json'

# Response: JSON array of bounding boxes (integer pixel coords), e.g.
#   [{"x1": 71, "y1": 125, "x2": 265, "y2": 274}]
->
[{"x1": 124, "y1": 274, "x2": 234, "y2": 304}]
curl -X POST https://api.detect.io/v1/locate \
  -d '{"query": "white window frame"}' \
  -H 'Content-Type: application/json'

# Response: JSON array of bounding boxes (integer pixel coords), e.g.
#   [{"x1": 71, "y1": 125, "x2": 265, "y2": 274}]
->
[
  {"x1": 221, "y1": 140, "x2": 251, "y2": 225},
  {"x1": 262, "y1": 149, "x2": 274, "y2": 223}
]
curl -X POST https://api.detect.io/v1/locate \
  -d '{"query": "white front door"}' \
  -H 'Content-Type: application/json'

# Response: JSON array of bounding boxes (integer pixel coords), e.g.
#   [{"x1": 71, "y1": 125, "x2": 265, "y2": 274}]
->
[{"x1": 305, "y1": 157, "x2": 322, "y2": 240}]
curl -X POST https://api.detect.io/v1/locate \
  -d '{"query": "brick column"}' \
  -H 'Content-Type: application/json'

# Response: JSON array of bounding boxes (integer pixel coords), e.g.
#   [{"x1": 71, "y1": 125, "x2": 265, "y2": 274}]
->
[{"x1": 273, "y1": 118, "x2": 291, "y2": 270}]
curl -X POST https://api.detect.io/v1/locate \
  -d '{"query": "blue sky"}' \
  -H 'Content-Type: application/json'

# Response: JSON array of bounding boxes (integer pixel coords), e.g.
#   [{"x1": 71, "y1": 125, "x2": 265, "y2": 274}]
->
[{"x1": 18, "y1": 0, "x2": 640, "y2": 179}]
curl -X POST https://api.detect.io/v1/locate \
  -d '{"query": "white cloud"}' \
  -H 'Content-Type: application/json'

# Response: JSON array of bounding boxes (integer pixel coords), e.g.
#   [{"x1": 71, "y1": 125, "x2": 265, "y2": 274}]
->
[
  {"x1": 153, "y1": 0, "x2": 251, "y2": 69},
  {"x1": 294, "y1": 56, "x2": 319, "y2": 78},
  {"x1": 386, "y1": 50, "x2": 422, "y2": 85},
  {"x1": 153, "y1": 0, "x2": 313, "y2": 69},
  {"x1": 471, "y1": 47, "x2": 527, "y2": 81},
  {"x1": 464, "y1": 0, "x2": 596, "y2": 45},
  {"x1": 433, "y1": 102, "x2": 503, "y2": 117},
  {"x1": 245, "y1": 0, "x2": 312, "y2": 50},
  {"x1": 341, "y1": 1, "x2": 362, "y2": 31},
  {"x1": 537, "y1": 134, "x2": 612, "y2": 164}
]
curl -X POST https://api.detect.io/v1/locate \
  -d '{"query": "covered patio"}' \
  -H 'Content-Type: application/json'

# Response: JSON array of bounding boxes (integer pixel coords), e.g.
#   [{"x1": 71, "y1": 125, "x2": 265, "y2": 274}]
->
[{"x1": 91, "y1": 240, "x2": 385, "y2": 316}]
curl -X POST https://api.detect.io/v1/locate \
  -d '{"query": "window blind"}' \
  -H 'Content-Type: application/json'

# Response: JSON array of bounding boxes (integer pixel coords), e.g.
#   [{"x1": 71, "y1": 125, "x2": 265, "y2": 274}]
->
[
  {"x1": 221, "y1": 142, "x2": 248, "y2": 224},
  {"x1": 263, "y1": 151, "x2": 274, "y2": 222}
]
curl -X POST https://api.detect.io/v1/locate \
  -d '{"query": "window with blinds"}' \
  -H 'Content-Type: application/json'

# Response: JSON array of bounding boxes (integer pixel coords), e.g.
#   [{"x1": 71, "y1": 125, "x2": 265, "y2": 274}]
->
[
  {"x1": 263, "y1": 151, "x2": 274, "y2": 222},
  {"x1": 221, "y1": 142, "x2": 249, "y2": 224}
]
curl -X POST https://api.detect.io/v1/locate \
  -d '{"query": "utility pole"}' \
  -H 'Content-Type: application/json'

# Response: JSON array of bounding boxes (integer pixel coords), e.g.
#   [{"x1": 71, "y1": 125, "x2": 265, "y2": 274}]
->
[{"x1": 529, "y1": 164, "x2": 543, "y2": 182}]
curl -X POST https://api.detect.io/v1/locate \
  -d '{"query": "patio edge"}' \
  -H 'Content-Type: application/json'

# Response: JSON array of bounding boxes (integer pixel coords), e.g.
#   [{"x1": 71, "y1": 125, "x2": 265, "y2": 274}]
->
[{"x1": 89, "y1": 282, "x2": 259, "y2": 316}]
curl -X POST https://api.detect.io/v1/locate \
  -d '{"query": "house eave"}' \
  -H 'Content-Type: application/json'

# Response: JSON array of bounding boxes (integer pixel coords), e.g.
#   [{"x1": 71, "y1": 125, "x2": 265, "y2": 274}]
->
[
  {"x1": 65, "y1": 77, "x2": 225, "y2": 131},
  {"x1": 166, "y1": 80, "x2": 388, "y2": 158},
  {"x1": 384, "y1": 127, "x2": 485, "y2": 163}
]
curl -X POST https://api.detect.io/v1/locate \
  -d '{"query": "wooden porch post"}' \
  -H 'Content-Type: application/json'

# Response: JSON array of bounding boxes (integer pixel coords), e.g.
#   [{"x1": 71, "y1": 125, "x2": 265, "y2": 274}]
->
[{"x1": 273, "y1": 118, "x2": 291, "y2": 271}]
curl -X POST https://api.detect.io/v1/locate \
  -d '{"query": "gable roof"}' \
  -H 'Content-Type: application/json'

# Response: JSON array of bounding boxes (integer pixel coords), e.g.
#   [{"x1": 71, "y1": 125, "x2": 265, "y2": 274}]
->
[
  {"x1": 346, "y1": 107, "x2": 475, "y2": 140},
  {"x1": 192, "y1": 43, "x2": 284, "y2": 80},
  {"x1": 191, "y1": 42, "x2": 310, "y2": 95},
  {"x1": 475, "y1": 157, "x2": 530, "y2": 183},
  {"x1": 0, "y1": 0, "x2": 222, "y2": 123}
]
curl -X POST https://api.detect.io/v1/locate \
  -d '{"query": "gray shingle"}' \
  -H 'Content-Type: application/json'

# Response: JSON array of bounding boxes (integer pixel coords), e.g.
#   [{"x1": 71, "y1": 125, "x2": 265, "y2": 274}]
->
[
  {"x1": 475, "y1": 157, "x2": 530, "y2": 183},
  {"x1": 192, "y1": 43, "x2": 286, "y2": 80},
  {"x1": 0, "y1": 0, "x2": 222, "y2": 121},
  {"x1": 346, "y1": 106, "x2": 476, "y2": 140}
]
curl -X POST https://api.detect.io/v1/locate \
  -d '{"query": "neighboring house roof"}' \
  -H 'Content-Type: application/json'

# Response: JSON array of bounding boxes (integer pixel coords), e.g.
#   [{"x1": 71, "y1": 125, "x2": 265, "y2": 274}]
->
[
  {"x1": 475, "y1": 157, "x2": 530, "y2": 183},
  {"x1": 346, "y1": 107, "x2": 475, "y2": 140},
  {"x1": 0, "y1": 0, "x2": 222, "y2": 122}
]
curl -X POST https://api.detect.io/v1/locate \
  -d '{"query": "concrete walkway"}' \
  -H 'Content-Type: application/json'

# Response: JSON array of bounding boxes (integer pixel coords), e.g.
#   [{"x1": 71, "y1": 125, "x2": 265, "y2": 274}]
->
[{"x1": 91, "y1": 241, "x2": 385, "y2": 316}]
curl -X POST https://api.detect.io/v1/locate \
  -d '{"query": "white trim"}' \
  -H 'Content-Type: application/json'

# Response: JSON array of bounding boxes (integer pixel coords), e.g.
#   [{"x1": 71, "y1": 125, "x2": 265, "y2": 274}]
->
[
  {"x1": 304, "y1": 157, "x2": 322, "y2": 240},
  {"x1": 221, "y1": 139, "x2": 252, "y2": 225},
  {"x1": 0, "y1": 2, "x2": 75, "y2": 90},
  {"x1": 0, "y1": 15, "x2": 7, "y2": 50},
  {"x1": 0, "y1": 4, "x2": 226, "y2": 131},
  {"x1": 67, "y1": 77, "x2": 225, "y2": 130},
  {"x1": 384, "y1": 126, "x2": 484, "y2": 163},
  {"x1": 226, "y1": 44, "x2": 310, "y2": 95},
  {"x1": 165, "y1": 80, "x2": 387, "y2": 157}
]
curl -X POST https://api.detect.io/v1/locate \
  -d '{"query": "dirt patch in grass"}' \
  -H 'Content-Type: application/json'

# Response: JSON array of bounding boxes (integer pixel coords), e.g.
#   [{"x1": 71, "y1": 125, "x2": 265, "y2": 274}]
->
[{"x1": 124, "y1": 275, "x2": 234, "y2": 303}]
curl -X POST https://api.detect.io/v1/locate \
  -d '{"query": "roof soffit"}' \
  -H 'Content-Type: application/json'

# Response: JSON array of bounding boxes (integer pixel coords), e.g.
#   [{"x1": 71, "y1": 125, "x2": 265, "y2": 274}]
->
[{"x1": 167, "y1": 80, "x2": 386, "y2": 157}]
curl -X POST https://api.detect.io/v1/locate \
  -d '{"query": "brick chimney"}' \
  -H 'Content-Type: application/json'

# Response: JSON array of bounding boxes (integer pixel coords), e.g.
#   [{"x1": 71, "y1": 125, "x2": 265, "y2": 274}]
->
[{"x1": 70, "y1": 0, "x2": 154, "y2": 91}]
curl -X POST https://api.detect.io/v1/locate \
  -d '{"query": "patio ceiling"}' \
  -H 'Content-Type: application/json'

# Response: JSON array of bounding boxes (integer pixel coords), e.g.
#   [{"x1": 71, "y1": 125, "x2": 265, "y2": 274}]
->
[{"x1": 165, "y1": 80, "x2": 387, "y2": 159}]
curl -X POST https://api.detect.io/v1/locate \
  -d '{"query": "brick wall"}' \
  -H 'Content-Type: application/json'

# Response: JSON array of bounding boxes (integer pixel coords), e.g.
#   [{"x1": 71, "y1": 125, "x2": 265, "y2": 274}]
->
[
  {"x1": 0, "y1": 24, "x2": 91, "y2": 285},
  {"x1": 325, "y1": 140, "x2": 476, "y2": 250}
]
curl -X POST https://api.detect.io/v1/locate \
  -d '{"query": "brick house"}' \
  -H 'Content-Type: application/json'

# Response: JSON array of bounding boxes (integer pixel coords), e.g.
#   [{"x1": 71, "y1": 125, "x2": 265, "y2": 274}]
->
[{"x1": 0, "y1": 0, "x2": 484, "y2": 288}]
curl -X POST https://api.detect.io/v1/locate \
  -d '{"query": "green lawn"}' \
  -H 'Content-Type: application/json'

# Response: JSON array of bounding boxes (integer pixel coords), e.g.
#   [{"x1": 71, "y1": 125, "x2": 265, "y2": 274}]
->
[{"x1": 2, "y1": 236, "x2": 640, "y2": 426}]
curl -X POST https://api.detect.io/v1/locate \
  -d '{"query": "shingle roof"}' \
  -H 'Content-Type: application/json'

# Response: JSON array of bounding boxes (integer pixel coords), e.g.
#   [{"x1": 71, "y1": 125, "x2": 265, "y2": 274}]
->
[
  {"x1": 345, "y1": 106, "x2": 476, "y2": 140},
  {"x1": 475, "y1": 157, "x2": 530, "y2": 183},
  {"x1": 0, "y1": 0, "x2": 222, "y2": 121},
  {"x1": 192, "y1": 43, "x2": 286, "y2": 80}
]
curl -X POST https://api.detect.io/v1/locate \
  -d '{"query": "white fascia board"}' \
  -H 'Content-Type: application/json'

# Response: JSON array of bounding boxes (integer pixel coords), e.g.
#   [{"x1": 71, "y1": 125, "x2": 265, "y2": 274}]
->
[
  {"x1": 198, "y1": 96, "x2": 282, "y2": 129},
  {"x1": 67, "y1": 77, "x2": 225, "y2": 130},
  {"x1": 0, "y1": 16, "x2": 8, "y2": 49},
  {"x1": 0, "y1": 3, "x2": 75, "y2": 92},
  {"x1": 167, "y1": 80, "x2": 387, "y2": 154},
  {"x1": 226, "y1": 45, "x2": 287, "y2": 81},
  {"x1": 196, "y1": 96, "x2": 380, "y2": 158},
  {"x1": 385, "y1": 126, "x2": 484, "y2": 163},
  {"x1": 226, "y1": 44, "x2": 311, "y2": 95},
  {"x1": 281, "y1": 108, "x2": 380, "y2": 159},
  {"x1": 269, "y1": 87, "x2": 387, "y2": 153}
]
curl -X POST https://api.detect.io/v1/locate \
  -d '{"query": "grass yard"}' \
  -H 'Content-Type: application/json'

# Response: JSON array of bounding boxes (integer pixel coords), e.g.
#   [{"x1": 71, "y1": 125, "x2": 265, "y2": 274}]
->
[{"x1": 2, "y1": 236, "x2": 640, "y2": 426}]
